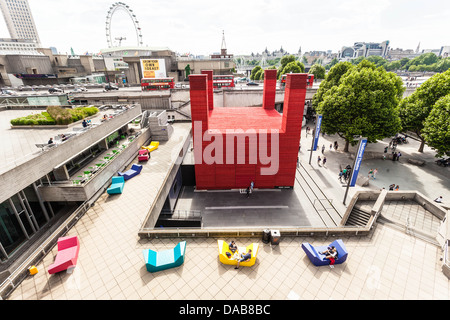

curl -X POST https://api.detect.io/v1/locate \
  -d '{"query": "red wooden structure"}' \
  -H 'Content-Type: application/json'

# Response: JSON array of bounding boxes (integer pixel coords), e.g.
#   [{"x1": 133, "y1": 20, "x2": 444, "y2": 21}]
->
[{"x1": 190, "y1": 69, "x2": 308, "y2": 190}]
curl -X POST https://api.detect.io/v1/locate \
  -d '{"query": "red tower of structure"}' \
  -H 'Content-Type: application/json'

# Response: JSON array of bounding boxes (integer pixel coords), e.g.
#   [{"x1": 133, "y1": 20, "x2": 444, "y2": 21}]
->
[{"x1": 189, "y1": 69, "x2": 308, "y2": 190}]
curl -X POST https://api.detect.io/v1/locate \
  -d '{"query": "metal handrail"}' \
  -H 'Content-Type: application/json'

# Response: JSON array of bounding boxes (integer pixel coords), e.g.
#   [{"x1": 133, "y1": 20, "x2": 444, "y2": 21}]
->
[{"x1": 445, "y1": 239, "x2": 449, "y2": 266}]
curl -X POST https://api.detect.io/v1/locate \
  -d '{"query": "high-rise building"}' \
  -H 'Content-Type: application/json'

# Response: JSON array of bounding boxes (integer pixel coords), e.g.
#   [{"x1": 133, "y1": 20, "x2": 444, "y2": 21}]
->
[{"x1": 0, "y1": 0, "x2": 41, "y2": 46}]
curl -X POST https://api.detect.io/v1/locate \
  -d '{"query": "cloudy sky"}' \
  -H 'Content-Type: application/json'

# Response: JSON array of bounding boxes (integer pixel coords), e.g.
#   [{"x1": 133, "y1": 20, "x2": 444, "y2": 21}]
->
[{"x1": 0, "y1": 0, "x2": 449, "y2": 56}]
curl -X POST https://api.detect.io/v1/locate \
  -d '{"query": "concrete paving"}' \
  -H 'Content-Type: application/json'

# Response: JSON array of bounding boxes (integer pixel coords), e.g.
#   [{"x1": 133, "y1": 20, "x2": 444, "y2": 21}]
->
[{"x1": 5, "y1": 121, "x2": 450, "y2": 301}]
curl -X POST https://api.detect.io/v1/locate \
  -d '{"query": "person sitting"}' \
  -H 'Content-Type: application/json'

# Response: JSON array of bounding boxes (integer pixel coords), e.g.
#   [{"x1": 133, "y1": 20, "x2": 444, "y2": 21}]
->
[
  {"x1": 434, "y1": 196, "x2": 443, "y2": 203},
  {"x1": 48, "y1": 137, "x2": 53, "y2": 144},
  {"x1": 228, "y1": 241, "x2": 238, "y2": 253},
  {"x1": 235, "y1": 249, "x2": 252, "y2": 269},
  {"x1": 389, "y1": 184, "x2": 395, "y2": 191},
  {"x1": 82, "y1": 119, "x2": 87, "y2": 128},
  {"x1": 321, "y1": 246, "x2": 338, "y2": 268},
  {"x1": 61, "y1": 134, "x2": 67, "y2": 142}
]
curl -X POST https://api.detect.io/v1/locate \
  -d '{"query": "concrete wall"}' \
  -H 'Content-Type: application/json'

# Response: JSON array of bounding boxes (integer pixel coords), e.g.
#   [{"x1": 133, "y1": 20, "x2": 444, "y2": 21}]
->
[
  {"x1": 38, "y1": 128, "x2": 151, "y2": 202},
  {"x1": 148, "y1": 110, "x2": 173, "y2": 141},
  {"x1": 0, "y1": 105, "x2": 142, "y2": 203},
  {"x1": 4, "y1": 55, "x2": 53, "y2": 74},
  {"x1": 141, "y1": 130, "x2": 191, "y2": 230},
  {"x1": 78, "y1": 92, "x2": 171, "y2": 110}
]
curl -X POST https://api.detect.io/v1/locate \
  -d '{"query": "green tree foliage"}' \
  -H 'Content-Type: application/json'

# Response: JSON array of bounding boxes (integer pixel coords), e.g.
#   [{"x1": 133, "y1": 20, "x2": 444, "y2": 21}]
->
[
  {"x1": 315, "y1": 62, "x2": 404, "y2": 152},
  {"x1": 250, "y1": 66, "x2": 262, "y2": 80},
  {"x1": 277, "y1": 55, "x2": 304, "y2": 79},
  {"x1": 312, "y1": 61, "x2": 354, "y2": 110},
  {"x1": 309, "y1": 64, "x2": 326, "y2": 80},
  {"x1": 325, "y1": 58, "x2": 339, "y2": 70},
  {"x1": 398, "y1": 70, "x2": 450, "y2": 152},
  {"x1": 405, "y1": 52, "x2": 438, "y2": 69},
  {"x1": 349, "y1": 53, "x2": 450, "y2": 73},
  {"x1": 422, "y1": 95, "x2": 450, "y2": 157},
  {"x1": 254, "y1": 69, "x2": 263, "y2": 81}
]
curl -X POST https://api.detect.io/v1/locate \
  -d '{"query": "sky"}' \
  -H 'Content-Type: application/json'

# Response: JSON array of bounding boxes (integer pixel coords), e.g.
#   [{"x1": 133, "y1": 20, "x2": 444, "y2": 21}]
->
[{"x1": 0, "y1": 0, "x2": 449, "y2": 56}]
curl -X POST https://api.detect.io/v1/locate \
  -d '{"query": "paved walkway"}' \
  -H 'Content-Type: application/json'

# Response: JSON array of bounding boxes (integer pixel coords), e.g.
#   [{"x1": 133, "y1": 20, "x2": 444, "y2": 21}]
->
[{"x1": 6, "y1": 122, "x2": 450, "y2": 301}]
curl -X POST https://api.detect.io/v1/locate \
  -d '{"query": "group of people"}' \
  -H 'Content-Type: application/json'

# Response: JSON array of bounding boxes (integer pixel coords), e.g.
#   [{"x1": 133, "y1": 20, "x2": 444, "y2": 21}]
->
[
  {"x1": 82, "y1": 119, "x2": 92, "y2": 128},
  {"x1": 389, "y1": 184, "x2": 400, "y2": 191},
  {"x1": 338, "y1": 165, "x2": 352, "y2": 183},
  {"x1": 227, "y1": 241, "x2": 252, "y2": 269},
  {"x1": 368, "y1": 168, "x2": 378, "y2": 180},
  {"x1": 47, "y1": 133, "x2": 67, "y2": 145},
  {"x1": 321, "y1": 246, "x2": 338, "y2": 268},
  {"x1": 317, "y1": 155, "x2": 327, "y2": 167}
]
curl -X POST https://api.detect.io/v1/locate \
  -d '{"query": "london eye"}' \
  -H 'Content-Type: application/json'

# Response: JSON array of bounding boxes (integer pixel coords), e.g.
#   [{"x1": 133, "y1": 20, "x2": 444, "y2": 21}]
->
[{"x1": 105, "y1": 2, "x2": 143, "y2": 48}]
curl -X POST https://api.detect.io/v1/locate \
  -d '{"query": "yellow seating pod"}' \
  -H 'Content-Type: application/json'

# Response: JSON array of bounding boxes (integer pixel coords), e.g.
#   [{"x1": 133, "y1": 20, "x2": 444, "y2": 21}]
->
[
  {"x1": 142, "y1": 141, "x2": 159, "y2": 152},
  {"x1": 217, "y1": 240, "x2": 259, "y2": 267}
]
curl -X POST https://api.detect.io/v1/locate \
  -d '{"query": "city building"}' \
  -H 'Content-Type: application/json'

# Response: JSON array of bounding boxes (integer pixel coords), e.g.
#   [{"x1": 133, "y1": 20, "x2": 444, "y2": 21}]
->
[
  {"x1": 386, "y1": 48, "x2": 418, "y2": 60},
  {"x1": 0, "y1": 37, "x2": 39, "y2": 55},
  {"x1": 0, "y1": 0, "x2": 41, "y2": 46},
  {"x1": 99, "y1": 46, "x2": 178, "y2": 84},
  {"x1": 338, "y1": 41, "x2": 390, "y2": 60},
  {"x1": 177, "y1": 32, "x2": 235, "y2": 80}
]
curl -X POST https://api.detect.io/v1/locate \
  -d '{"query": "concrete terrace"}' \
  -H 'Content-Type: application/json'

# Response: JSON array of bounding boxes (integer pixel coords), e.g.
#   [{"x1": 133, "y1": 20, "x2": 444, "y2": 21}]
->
[
  {"x1": 0, "y1": 108, "x2": 116, "y2": 174},
  {"x1": 4, "y1": 121, "x2": 450, "y2": 300}
]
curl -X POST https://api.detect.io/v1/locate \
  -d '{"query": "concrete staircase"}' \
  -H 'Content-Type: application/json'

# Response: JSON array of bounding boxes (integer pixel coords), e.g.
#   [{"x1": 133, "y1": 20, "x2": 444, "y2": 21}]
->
[{"x1": 345, "y1": 206, "x2": 372, "y2": 227}]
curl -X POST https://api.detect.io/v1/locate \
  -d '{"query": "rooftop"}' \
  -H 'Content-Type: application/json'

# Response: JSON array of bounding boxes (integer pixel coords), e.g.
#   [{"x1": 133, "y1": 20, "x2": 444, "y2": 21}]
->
[
  {"x1": 3, "y1": 121, "x2": 450, "y2": 302},
  {"x1": 208, "y1": 107, "x2": 281, "y2": 131}
]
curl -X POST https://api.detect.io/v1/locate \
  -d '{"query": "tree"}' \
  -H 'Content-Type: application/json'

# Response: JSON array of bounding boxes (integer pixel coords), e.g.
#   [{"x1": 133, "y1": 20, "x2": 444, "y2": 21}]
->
[
  {"x1": 277, "y1": 55, "x2": 302, "y2": 79},
  {"x1": 279, "y1": 61, "x2": 304, "y2": 76},
  {"x1": 422, "y1": 95, "x2": 450, "y2": 157},
  {"x1": 325, "y1": 57, "x2": 339, "y2": 70},
  {"x1": 254, "y1": 69, "x2": 263, "y2": 80},
  {"x1": 398, "y1": 70, "x2": 450, "y2": 152},
  {"x1": 315, "y1": 63, "x2": 404, "y2": 152},
  {"x1": 405, "y1": 52, "x2": 438, "y2": 70},
  {"x1": 312, "y1": 61, "x2": 354, "y2": 110},
  {"x1": 309, "y1": 64, "x2": 326, "y2": 80},
  {"x1": 250, "y1": 66, "x2": 262, "y2": 80}
]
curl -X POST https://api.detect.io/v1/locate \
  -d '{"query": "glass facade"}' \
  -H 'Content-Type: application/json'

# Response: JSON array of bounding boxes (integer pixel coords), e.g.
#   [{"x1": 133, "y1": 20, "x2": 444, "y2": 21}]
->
[
  {"x1": 0, "y1": 182, "x2": 56, "y2": 261},
  {"x1": 0, "y1": 198, "x2": 27, "y2": 258}
]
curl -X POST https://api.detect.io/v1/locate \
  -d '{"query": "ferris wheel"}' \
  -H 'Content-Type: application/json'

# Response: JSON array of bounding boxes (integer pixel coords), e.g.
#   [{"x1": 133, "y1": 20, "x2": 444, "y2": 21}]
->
[{"x1": 105, "y1": 2, "x2": 143, "y2": 48}]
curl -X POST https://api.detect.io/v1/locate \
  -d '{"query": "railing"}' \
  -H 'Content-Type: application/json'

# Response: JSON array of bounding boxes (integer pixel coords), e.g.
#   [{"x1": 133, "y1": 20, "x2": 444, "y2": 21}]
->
[
  {"x1": 445, "y1": 239, "x2": 449, "y2": 267},
  {"x1": 139, "y1": 225, "x2": 368, "y2": 239},
  {"x1": 1, "y1": 104, "x2": 140, "y2": 175},
  {"x1": 0, "y1": 200, "x2": 92, "y2": 299}
]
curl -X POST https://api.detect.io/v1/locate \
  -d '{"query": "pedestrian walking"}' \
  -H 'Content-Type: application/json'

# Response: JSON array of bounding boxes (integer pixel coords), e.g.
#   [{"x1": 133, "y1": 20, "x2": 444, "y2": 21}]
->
[
  {"x1": 322, "y1": 144, "x2": 325, "y2": 154},
  {"x1": 334, "y1": 141, "x2": 339, "y2": 151},
  {"x1": 397, "y1": 151, "x2": 402, "y2": 162},
  {"x1": 297, "y1": 157, "x2": 299, "y2": 168},
  {"x1": 338, "y1": 170, "x2": 343, "y2": 182},
  {"x1": 373, "y1": 168, "x2": 378, "y2": 179},
  {"x1": 246, "y1": 187, "x2": 250, "y2": 198},
  {"x1": 329, "y1": 143, "x2": 333, "y2": 151},
  {"x1": 317, "y1": 155, "x2": 321, "y2": 166},
  {"x1": 322, "y1": 156, "x2": 327, "y2": 167},
  {"x1": 250, "y1": 181, "x2": 254, "y2": 192},
  {"x1": 392, "y1": 152, "x2": 397, "y2": 161},
  {"x1": 368, "y1": 168, "x2": 374, "y2": 179}
]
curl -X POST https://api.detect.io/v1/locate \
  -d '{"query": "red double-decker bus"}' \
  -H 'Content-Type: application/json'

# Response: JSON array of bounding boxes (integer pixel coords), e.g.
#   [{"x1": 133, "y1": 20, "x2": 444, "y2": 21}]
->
[
  {"x1": 280, "y1": 74, "x2": 314, "y2": 88},
  {"x1": 141, "y1": 78, "x2": 175, "y2": 91},
  {"x1": 213, "y1": 75, "x2": 235, "y2": 89}
]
